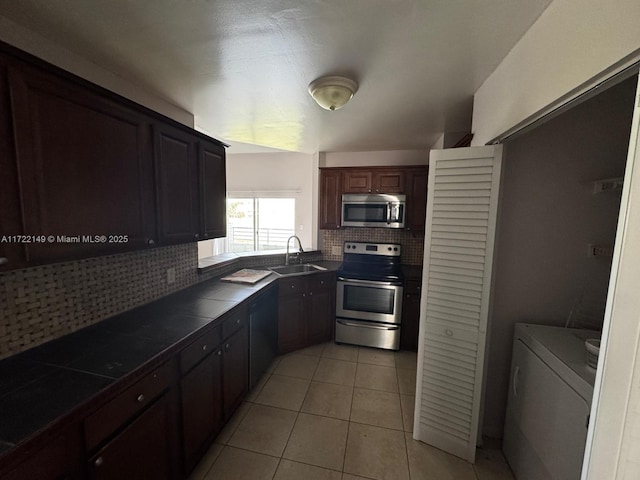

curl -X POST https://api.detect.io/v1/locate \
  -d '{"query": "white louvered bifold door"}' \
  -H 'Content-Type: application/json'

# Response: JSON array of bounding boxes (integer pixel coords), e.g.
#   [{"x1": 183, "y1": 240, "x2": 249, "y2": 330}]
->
[{"x1": 413, "y1": 145, "x2": 503, "y2": 463}]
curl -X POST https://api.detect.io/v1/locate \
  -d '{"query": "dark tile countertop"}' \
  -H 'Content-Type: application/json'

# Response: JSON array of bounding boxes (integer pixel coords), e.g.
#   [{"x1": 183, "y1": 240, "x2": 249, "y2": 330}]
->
[{"x1": 0, "y1": 260, "x2": 340, "y2": 459}]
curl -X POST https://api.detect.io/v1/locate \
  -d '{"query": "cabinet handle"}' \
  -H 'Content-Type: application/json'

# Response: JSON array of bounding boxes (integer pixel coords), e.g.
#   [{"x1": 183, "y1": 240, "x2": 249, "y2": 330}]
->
[
  {"x1": 225, "y1": 343, "x2": 230, "y2": 351},
  {"x1": 217, "y1": 350, "x2": 222, "y2": 356},
  {"x1": 136, "y1": 394, "x2": 145, "y2": 403},
  {"x1": 513, "y1": 366, "x2": 521, "y2": 397},
  {"x1": 302, "y1": 293, "x2": 306, "y2": 297},
  {"x1": 291, "y1": 285, "x2": 295, "y2": 289},
  {"x1": 94, "y1": 457, "x2": 104, "y2": 467},
  {"x1": 202, "y1": 344, "x2": 208, "y2": 352},
  {"x1": 147, "y1": 239, "x2": 155, "y2": 246},
  {"x1": 309, "y1": 292, "x2": 313, "y2": 296},
  {"x1": 0, "y1": 257, "x2": 7, "y2": 266},
  {"x1": 236, "y1": 318, "x2": 240, "y2": 324}
]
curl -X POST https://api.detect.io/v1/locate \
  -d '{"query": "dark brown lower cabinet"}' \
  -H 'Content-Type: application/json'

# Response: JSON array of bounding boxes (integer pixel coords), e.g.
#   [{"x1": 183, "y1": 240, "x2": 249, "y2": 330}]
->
[
  {"x1": 179, "y1": 312, "x2": 248, "y2": 475},
  {"x1": 223, "y1": 326, "x2": 248, "y2": 418},
  {"x1": 1, "y1": 425, "x2": 83, "y2": 480},
  {"x1": 181, "y1": 348, "x2": 223, "y2": 473},
  {"x1": 400, "y1": 279, "x2": 422, "y2": 351},
  {"x1": 89, "y1": 394, "x2": 172, "y2": 480},
  {"x1": 277, "y1": 272, "x2": 335, "y2": 354}
]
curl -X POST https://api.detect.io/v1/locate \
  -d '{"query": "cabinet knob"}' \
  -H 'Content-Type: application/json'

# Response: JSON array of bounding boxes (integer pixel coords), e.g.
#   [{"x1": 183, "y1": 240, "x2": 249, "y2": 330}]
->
[
  {"x1": 309, "y1": 292, "x2": 313, "y2": 296},
  {"x1": 217, "y1": 350, "x2": 222, "y2": 356},
  {"x1": 302, "y1": 293, "x2": 306, "y2": 297},
  {"x1": 202, "y1": 344, "x2": 208, "y2": 352},
  {"x1": 445, "y1": 329, "x2": 453, "y2": 337},
  {"x1": 136, "y1": 394, "x2": 145, "y2": 403},
  {"x1": 94, "y1": 457, "x2": 104, "y2": 467},
  {"x1": 236, "y1": 318, "x2": 240, "y2": 324},
  {"x1": 225, "y1": 343, "x2": 230, "y2": 351},
  {"x1": 0, "y1": 257, "x2": 7, "y2": 266},
  {"x1": 291, "y1": 285, "x2": 295, "y2": 289},
  {"x1": 194, "y1": 233, "x2": 200, "y2": 239},
  {"x1": 406, "y1": 294, "x2": 411, "y2": 299},
  {"x1": 147, "y1": 239, "x2": 155, "y2": 246}
]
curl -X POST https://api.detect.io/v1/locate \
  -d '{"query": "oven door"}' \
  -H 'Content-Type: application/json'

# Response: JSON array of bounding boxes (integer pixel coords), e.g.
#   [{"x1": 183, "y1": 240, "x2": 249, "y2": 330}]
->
[{"x1": 336, "y1": 278, "x2": 403, "y2": 323}]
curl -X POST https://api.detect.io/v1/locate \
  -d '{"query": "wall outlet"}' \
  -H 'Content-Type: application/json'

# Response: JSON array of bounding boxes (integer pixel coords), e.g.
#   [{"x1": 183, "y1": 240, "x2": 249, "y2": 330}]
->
[
  {"x1": 331, "y1": 246, "x2": 342, "y2": 256},
  {"x1": 166, "y1": 267, "x2": 176, "y2": 284}
]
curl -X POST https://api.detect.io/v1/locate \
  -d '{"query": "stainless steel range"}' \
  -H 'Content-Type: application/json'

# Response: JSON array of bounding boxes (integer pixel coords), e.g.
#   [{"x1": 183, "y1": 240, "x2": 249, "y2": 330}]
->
[{"x1": 335, "y1": 242, "x2": 403, "y2": 350}]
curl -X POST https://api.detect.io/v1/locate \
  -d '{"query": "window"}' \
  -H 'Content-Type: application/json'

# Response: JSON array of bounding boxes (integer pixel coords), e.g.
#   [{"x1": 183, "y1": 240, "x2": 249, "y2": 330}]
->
[
  {"x1": 227, "y1": 198, "x2": 295, "y2": 252},
  {"x1": 197, "y1": 194, "x2": 297, "y2": 258}
]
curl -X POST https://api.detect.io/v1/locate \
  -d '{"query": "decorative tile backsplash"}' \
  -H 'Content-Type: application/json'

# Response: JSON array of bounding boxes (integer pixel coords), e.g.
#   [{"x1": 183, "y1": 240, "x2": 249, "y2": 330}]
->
[
  {"x1": 322, "y1": 228, "x2": 425, "y2": 265},
  {"x1": 0, "y1": 244, "x2": 199, "y2": 359},
  {"x1": 0, "y1": 244, "x2": 325, "y2": 360}
]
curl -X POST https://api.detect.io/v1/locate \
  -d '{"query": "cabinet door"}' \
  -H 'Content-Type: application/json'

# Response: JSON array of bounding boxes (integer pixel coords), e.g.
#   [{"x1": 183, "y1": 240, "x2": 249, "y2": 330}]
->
[
  {"x1": 181, "y1": 349, "x2": 223, "y2": 473},
  {"x1": 343, "y1": 170, "x2": 372, "y2": 193},
  {"x1": 400, "y1": 281, "x2": 421, "y2": 351},
  {"x1": 319, "y1": 169, "x2": 342, "y2": 230},
  {"x1": 223, "y1": 326, "x2": 248, "y2": 418},
  {"x1": 154, "y1": 124, "x2": 200, "y2": 245},
  {"x1": 308, "y1": 288, "x2": 334, "y2": 344},
  {"x1": 307, "y1": 273, "x2": 335, "y2": 345},
  {"x1": 277, "y1": 293, "x2": 307, "y2": 354},
  {"x1": 200, "y1": 140, "x2": 226, "y2": 239},
  {"x1": 374, "y1": 169, "x2": 405, "y2": 193},
  {"x1": 89, "y1": 395, "x2": 172, "y2": 480},
  {"x1": 405, "y1": 167, "x2": 428, "y2": 232},
  {"x1": 9, "y1": 63, "x2": 156, "y2": 263},
  {"x1": 0, "y1": 57, "x2": 23, "y2": 271}
]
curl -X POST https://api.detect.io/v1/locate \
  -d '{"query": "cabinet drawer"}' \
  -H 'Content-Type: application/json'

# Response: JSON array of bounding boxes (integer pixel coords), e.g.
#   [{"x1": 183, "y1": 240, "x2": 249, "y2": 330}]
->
[
  {"x1": 84, "y1": 362, "x2": 171, "y2": 451},
  {"x1": 278, "y1": 277, "x2": 307, "y2": 296},
  {"x1": 180, "y1": 324, "x2": 222, "y2": 374},
  {"x1": 308, "y1": 272, "x2": 335, "y2": 292},
  {"x1": 222, "y1": 306, "x2": 247, "y2": 340}
]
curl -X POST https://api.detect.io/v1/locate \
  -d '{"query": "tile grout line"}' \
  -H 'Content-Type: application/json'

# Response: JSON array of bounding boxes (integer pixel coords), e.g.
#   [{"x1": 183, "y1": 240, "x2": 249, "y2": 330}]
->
[{"x1": 395, "y1": 359, "x2": 413, "y2": 480}]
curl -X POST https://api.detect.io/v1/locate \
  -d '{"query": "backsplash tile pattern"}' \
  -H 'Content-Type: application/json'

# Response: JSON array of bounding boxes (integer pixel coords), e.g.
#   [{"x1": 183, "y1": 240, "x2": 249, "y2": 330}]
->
[
  {"x1": 322, "y1": 228, "x2": 425, "y2": 265},
  {"x1": 0, "y1": 244, "x2": 198, "y2": 359},
  {"x1": 0, "y1": 245, "x2": 325, "y2": 360}
]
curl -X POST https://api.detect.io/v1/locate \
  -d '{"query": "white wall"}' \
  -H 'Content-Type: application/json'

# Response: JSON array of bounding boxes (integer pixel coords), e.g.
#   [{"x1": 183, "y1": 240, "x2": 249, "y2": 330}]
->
[
  {"x1": 0, "y1": 15, "x2": 194, "y2": 127},
  {"x1": 321, "y1": 149, "x2": 428, "y2": 168},
  {"x1": 471, "y1": 0, "x2": 640, "y2": 146},
  {"x1": 483, "y1": 77, "x2": 634, "y2": 438},
  {"x1": 226, "y1": 152, "x2": 316, "y2": 249}
]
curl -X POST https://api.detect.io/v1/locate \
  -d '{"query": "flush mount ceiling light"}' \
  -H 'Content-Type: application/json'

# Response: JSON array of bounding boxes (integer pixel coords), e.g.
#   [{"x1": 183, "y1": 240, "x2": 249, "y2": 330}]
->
[{"x1": 308, "y1": 75, "x2": 358, "y2": 111}]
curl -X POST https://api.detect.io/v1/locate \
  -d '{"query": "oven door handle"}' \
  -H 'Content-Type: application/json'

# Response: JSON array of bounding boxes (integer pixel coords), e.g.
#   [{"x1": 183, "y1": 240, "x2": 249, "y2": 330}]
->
[
  {"x1": 337, "y1": 277, "x2": 398, "y2": 286},
  {"x1": 337, "y1": 320, "x2": 399, "y2": 330}
]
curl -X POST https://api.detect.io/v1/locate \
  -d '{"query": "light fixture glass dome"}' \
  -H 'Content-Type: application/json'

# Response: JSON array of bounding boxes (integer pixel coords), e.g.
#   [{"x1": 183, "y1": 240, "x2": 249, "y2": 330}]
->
[{"x1": 308, "y1": 76, "x2": 358, "y2": 111}]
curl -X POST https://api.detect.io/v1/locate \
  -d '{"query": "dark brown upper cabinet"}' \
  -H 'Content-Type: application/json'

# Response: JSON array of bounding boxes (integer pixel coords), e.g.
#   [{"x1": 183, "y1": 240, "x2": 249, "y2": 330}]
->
[
  {"x1": 0, "y1": 57, "x2": 23, "y2": 271},
  {"x1": 154, "y1": 124, "x2": 201, "y2": 244},
  {"x1": 343, "y1": 168, "x2": 405, "y2": 194},
  {"x1": 319, "y1": 165, "x2": 427, "y2": 231},
  {"x1": 405, "y1": 166, "x2": 429, "y2": 232},
  {"x1": 0, "y1": 41, "x2": 227, "y2": 270},
  {"x1": 8, "y1": 62, "x2": 156, "y2": 263},
  {"x1": 319, "y1": 169, "x2": 343, "y2": 230},
  {"x1": 200, "y1": 140, "x2": 227, "y2": 239}
]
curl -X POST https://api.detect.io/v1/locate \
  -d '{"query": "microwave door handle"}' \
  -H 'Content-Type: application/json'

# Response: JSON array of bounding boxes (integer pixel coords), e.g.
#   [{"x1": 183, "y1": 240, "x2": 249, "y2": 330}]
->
[{"x1": 387, "y1": 202, "x2": 392, "y2": 224}]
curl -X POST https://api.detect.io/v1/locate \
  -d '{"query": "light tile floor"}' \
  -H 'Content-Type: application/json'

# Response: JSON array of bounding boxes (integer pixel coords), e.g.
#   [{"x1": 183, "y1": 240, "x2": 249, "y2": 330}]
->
[{"x1": 189, "y1": 342, "x2": 515, "y2": 480}]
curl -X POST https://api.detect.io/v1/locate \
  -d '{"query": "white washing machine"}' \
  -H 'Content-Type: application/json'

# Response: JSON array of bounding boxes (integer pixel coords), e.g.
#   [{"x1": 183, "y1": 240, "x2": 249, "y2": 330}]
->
[{"x1": 503, "y1": 323, "x2": 601, "y2": 480}]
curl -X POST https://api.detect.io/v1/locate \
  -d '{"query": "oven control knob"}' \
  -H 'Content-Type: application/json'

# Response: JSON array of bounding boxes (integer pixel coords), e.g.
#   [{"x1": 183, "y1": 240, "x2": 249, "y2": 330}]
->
[
  {"x1": 394, "y1": 247, "x2": 398, "y2": 251},
  {"x1": 388, "y1": 247, "x2": 392, "y2": 251}
]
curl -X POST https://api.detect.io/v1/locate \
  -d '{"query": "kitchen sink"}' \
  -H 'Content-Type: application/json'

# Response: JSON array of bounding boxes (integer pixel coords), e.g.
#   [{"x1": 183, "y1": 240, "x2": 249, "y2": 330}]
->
[{"x1": 269, "y1": 263, "x2": 327, "y2": 276}]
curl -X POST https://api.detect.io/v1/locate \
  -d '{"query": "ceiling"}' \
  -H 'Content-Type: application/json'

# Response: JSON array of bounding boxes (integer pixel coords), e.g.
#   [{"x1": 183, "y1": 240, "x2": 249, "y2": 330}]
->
[{"x1": 0, "y1": 0, "x2": 552, "y2": 154}]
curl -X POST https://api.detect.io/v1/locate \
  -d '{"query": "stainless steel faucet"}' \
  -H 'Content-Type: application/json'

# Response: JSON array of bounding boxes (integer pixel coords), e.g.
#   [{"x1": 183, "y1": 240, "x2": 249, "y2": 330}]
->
[{"x1": 285, "y1": 235, "x2": 304, "y2": 265}]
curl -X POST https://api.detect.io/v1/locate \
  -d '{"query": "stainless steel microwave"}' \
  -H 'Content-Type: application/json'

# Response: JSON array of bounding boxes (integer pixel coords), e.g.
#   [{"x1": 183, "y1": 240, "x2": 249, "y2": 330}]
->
[{"x1": 341, "y1": 194, "x2": 406, "y2": 228}]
